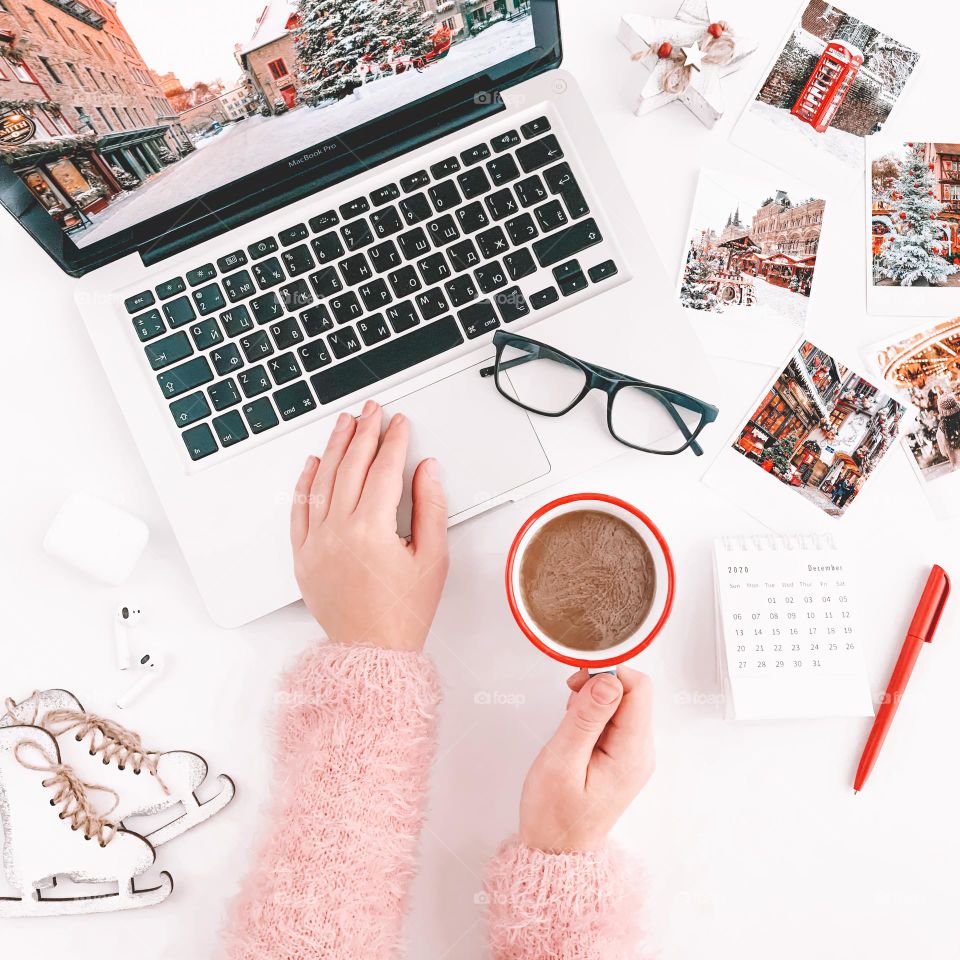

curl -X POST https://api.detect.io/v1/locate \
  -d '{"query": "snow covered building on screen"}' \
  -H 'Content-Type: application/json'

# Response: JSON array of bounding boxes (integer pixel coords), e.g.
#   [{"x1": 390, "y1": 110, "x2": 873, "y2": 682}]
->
[{"x1": 237, "y1": 1, "x2": 302, "y2": 114}]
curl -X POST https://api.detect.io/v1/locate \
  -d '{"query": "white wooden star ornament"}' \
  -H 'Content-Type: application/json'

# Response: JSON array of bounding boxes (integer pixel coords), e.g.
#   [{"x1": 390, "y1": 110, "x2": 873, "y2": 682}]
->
[{"x1": 617, "y1": 0, "x2": 758, "y2": 128}]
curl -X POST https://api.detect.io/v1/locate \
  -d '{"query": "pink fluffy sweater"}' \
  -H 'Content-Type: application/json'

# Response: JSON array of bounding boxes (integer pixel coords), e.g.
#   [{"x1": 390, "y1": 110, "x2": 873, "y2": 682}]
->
[{"x1": 222, "y1": 643, "x2": 641, "y2": 959}]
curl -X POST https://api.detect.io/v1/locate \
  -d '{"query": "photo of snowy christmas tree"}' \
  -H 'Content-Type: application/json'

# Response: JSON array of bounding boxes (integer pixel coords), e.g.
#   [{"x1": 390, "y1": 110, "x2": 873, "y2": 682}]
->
[
  {"x1": 0, "y1": 0, "x2": 533, "y2": 248},
  {"x1": 744, "y1": 0, "x2": 919, "y2": 167},
  {"x1": 871, "y1": 143, "x2": 960, "y2": 289}
]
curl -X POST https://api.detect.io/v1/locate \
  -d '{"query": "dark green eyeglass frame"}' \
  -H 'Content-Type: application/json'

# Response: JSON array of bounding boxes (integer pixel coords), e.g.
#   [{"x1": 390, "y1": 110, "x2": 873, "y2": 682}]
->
[{"x1": 479, "y1": 330, "x2": 719, "y2": 456}]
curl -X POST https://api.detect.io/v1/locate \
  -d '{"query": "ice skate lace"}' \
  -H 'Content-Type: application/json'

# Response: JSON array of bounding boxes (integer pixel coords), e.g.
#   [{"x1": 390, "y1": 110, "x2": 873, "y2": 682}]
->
[{"x1": 14, "y1": 740, "x2": 120, "y2": 847}]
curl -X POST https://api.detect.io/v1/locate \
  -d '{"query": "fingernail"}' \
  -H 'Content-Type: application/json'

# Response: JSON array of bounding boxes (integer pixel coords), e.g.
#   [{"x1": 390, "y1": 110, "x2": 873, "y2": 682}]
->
[
  {"x1": 591, "y1": 676, "x2": 622, "y2": 704},
  {"x1": 392, "y1": 412, "x2": 406, "y2": 427},
  {"x1": 334, "y1": 412, "x2": 352, "y2": 432},
  {"x1": 305, "y1": 455, "x2": 318, "y2": 469},
  {"x1": 424, "y1": 458, "x2": 441, "y2": 479},
  {"x1": 360, "y1": 400, "x2": 378, "y2": 418}
]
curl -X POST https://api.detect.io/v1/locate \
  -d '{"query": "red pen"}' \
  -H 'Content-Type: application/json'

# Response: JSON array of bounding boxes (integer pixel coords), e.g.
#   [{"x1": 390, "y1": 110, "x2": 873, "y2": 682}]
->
[{"x1": 854, "y1": 565, "x2": 950, "y2": 792}]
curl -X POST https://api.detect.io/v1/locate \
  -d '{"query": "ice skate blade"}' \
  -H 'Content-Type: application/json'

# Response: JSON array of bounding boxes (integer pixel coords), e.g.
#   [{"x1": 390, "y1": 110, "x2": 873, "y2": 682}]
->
[
  {"x1": 141, "y1": 774, "x2": 236, "y2": 847},
  {"x1": 0, "y1": 871, "x2": 173, "y2": 917}
]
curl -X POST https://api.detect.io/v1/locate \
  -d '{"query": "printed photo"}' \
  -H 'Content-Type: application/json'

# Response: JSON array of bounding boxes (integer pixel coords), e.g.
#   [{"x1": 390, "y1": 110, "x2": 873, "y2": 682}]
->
[
  {"x1": 0, "y1": 0, "x2": 534, "y2": 247},
  {"x1": 742, "y1": 0, "x2": 919, "y2": 167},
  {"x1": 677, "y1": 170, "x2": 824, "y2": 365},
  {"x1": 732, "y1": 340, "x2": 905, "y2": 517}
]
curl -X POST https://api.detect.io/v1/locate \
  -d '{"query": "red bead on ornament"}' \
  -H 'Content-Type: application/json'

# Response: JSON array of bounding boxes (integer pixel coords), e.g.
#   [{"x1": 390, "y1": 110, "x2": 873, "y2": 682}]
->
[
  {"x1": 657, "y1": 41, "x2": 673, "y2": 58},
  {"x1": 707, "y1": 22, "x2": 724, "y2": 38},
  {"x1": 899, "y1": 212, "x2": 907, "y2": 220}
]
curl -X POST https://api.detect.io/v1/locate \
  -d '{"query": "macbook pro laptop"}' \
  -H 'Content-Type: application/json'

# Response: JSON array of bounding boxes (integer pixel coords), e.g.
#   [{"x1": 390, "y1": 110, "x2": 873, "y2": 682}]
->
[{"x1": 0, "y1": 0, "x2": 713, "y2": 625}]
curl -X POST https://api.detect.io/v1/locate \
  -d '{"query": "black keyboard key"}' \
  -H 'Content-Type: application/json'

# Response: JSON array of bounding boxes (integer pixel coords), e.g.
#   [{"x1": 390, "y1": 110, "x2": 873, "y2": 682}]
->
[
  {"x1": 297, "y1": 339, "x2": 333, "y2": 372},
  {"x1": 211, "y1": 342, "x2": 243, "y2": 376},
  {"x1": 370, "y1": 206, "x2": 403, "y2": 238},
  {"x1": 300, "y1": 304, "x2": 335, "y2": 338},
  {"x1": 400, "y1": 170, "x2": 430, "y2": 192},
  {"x1": 269, "y1": 352, "x2": 302, "y2": 385},
  {"x1": 239, "y1": 331, "x2": 274, "y2": 363},
  {"x1": 340, "y1": 196, "x2": 370, "y2": 219},
  {"x1": 369, "y1": 240, "x2": 401, "y2": 273},
  {"x1": 182, "y1": 423, "x2": 217, "y2": 461},
  {"x1": 506, "y1": 213, "x2": 538, "y2": 246},
  {"x1": 456, "y1": 201, "x2": 489, "y2": 234},
  {"x1": 125, "y1": 290, "x2": 154, "y2": 314},
  {"x1": 371, "y1": 183, "x2": 400, "y2": 206},
  {"x1": 399, "y1": 193, "x2": 433, "y2": 226},
  {"x1": 477, "y1": 226, "x2": 510, "y2": 260},
  {"x1": 187, "y1": 263, "x2": 216, "y2": 286},
  {"x1": 243, "y1": 397, "x2": 280, "y2": 434},
  {"x1": 310, "y1": 317, "x2": 464, "y2": 404},
  {"x1": 132, "y1": 309, "x2": 165, "y2": 342},
  {"x1": 458, "y1": 300, "x2": 499, "y2": 339},
  {"x1": 156, "y1": 277, "x2": 185, "y2": 300},
  {"x1": 417, "y1": 253, "x2": 451, "y2": 287},
  {"x1": 388, "y1": 265, "x2": 422, "y2": 298},
  {"x1": 250, "y1": 292, "x2": 284, "y2": 325},
  {"x1": 340, "y1": 253, "x2": 373, "y2": 286},
  {"x1": 170, "y1": 391, "x2": 210, "y2": 429},
  {"x1": 487, "y1": 155, "x2": 521, "y2": 186},
  {"x1": 429, "y1": 180, "x2": 461, "y2": 212},
  {"x1": 282, "y1": 244, "x2": 316, "y2": 278},
  {"x1": 532, "y1": 219, "x2": 603, "y2": 268},
  {"x1": 208, "y1": 378, "x2": 241, "y2": 411},
  {"x1": 530, "y1": 287, "x2": 559, "y2": 310},
  {"x1": 253, "y1": 257, "x2": 285, "y2": 290},
  {"x1": 274, "y1": 381, "x2": 317, "y2": 421},
  {"x1": 163, "y1": 296, "x2": 196, "y2": 328},
  {"x1": 458, "y1": 167, "x2": 492, "y2": 200},
  {"x1": 517, "y1": 134, "x2": 564, "y2": 173},
  {"x1": 386, "y1": 300, "x2": 419, "y2": 334},
  {"x1": 486, "y1": 188, "x2": 519, "y2": 221},
  {"x1": 192, "y1": 282, "x2": 226, "y2": 316},
  {"x1": 398, "y1": 227, "x2": 431, "y2": 260},
  {"x1": 491, "y1": 130, "x2": 521, "y2": 152},
  {"x1": 535, "y1": 199, "x2": 569, "y2": 232},
  {"x1": 309, "y1": 210, "x2": 339, "y2": 232},
  {"x1": 213, "y1": 410, "x2": 249, "y2": 447},
  {"x1": 516, "y1": 175, "x2": 547, "y2": 208},
  {"x1": 415, "y1": 287, "x2": 449, "y2": 321},
  {"x1": 312, "y1": 231, "x2": 345, "y2": 264},
  {"x1": 217, "y1": 250, "x2": 248, "y2": 273},
  {"x1": 359, "y1": 278, "x2": 393, "y2": 311},
  {"x1": 189, "y1": 318, "x2": 224, "y2": 350},
  {"x1": 270, "y1": 316, "x2": 305, "y2": 350},
  {"x1": 558, "y1": 269, "x2": 589, "y2": 297},
  {"x1": 427, "y1": 214, "x2": 460, "y2": 247},
  {"x1": 521, "y1": 116, "x2": 551, "y2": 139},
  {"x1": 145, "y1": 331, "x2": 192, "y2": 371},
  {"x1": 448, "y1": 239, "x2": 481, "y2": 273},
  {"x1": 279, "y1": 278, "x2": 314, "y2": 312},
  {"x1": 310, "y1": 266, "x2": 344, "y2": 299},
  {"x1": 157, "y1": 356, "x2": 213, "y2": 398},
  {"x1": 476, "y1": 261, "x2": 508, "y2": 294},
  {"x1": 222, "y1": 270, "x2": 256, "y2": 303},
  {"x1": 505, "y1": 248, "x2": 537, "y2": 281},
  {"x1": 493, "y1": 286, "x2": 530, "y2": 323},
  {"x1": 249, "y1": 237, "x2": 279, "y2": 260},
  {"x1": 239, "y1": 364, "x2": 272, "y2": 398},
  {"x1": 221, "y1": 304, "x2": 255, "y2": 337},
  {"x1": 461, "y1": 143, "x2": 491, "y2": 166},
  {"x1": 554, "y1": 260, "x2": 583, "y2": 283},
  {"x1": 545, "y1": 162, "x2": 589, "y2": 218},
  {"x1": 445, "y1": 274, "x2": 478, "y2": 308},
  {"x1": 358, "y1": 313, "x2": 392, "y2": 347},
  {"x1": 431, "y1": 156, "x2": 460, "y2": 179},
  {"x1": 279, "y1": 223, "x2": 309, "y2": 246},
  {"x1": 589, "y1": 260, "x2": 619, "y2": 283},
  {"x1": 329, "y1": 291, "x2": 363, "y2": 325},
  {"x1": 328, "y1": 326, "x2": 362, "y2": 359}
]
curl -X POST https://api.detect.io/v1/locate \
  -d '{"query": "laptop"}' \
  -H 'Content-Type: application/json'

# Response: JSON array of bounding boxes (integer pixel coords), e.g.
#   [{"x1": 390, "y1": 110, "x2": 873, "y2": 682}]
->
[{"x1": 0, "y1": 0, "x2": 713, "y2": 626}]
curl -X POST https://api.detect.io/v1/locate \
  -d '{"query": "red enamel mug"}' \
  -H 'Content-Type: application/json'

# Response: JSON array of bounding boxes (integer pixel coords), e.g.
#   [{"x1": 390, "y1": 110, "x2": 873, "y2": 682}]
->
[{"x1": 505, "y1": 493, "x2": 676, "y2": 669}]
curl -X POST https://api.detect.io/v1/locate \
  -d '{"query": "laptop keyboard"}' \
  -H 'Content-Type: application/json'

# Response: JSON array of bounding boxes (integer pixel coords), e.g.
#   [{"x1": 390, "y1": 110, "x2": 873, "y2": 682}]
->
[{"x1": 123, "y1": 115, "x2": 620, "y2": 463}]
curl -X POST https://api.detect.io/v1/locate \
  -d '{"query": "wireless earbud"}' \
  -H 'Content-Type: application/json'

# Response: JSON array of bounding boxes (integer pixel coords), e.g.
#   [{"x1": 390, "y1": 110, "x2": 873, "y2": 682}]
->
[
  {"x1": 116, "y1": 652, "x2": 165, "y2": 710},
  {"x1": 114, "y1": 604, "x2": 142, "y2": 671}
]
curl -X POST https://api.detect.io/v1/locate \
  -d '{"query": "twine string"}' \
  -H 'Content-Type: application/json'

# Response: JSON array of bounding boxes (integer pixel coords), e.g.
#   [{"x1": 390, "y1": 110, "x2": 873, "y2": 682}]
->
[{"x1": 632, "y1": 24, "x2": 737, "y2": 95}]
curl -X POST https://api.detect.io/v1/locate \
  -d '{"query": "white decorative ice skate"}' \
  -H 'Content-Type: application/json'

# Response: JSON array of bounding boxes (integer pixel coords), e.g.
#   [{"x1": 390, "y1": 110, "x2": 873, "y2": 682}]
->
[
  {"x1": 0, "y1": 724, "x2": 173, "y2": 916},
  {"x1": 2, "y1": 690, "x2": 235, "y2": 847}
]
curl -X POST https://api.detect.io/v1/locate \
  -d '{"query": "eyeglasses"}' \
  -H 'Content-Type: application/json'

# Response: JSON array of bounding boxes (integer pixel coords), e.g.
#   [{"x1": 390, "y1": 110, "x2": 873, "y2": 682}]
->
[{"x1": 479, "y1": 331, "x2": 719, "y2": 456}]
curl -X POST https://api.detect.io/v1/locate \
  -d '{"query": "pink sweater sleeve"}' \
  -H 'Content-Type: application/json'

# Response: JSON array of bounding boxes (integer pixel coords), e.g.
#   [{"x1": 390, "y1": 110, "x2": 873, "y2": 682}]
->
[
  {"x1": 485, "y1": 839, "x2": 646, "y2": 959},
  {"x1": 222, "y1": 642, "x2": 441, "y2": 960}
]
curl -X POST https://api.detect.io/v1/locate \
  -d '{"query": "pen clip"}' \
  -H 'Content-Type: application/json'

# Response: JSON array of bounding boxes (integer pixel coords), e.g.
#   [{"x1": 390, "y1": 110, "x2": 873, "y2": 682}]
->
[{"x1": 910, "y1": 565, "x2": 951, "y2": 642}]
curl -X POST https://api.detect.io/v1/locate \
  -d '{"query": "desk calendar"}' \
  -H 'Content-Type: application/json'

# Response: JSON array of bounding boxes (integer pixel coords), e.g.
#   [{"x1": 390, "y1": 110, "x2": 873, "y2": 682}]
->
[{"x1": 714, "y1": 536, "x2": 875, "y2": 720}]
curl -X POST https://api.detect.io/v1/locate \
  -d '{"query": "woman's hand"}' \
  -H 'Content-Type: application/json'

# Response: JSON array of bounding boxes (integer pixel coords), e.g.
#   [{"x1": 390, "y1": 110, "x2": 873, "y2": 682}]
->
[
  {"x1": 519, "y1": 668, "x2": 654, "y2": 853},
  {"x1": 290, "y1": 401, "x2": 449, "y2": 652}
]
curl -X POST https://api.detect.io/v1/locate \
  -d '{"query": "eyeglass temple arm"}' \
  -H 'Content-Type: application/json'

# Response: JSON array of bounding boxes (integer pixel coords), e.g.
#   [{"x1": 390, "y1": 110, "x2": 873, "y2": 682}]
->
[{"x1": 480, "y1": 350, "x2": 548, "y2": 378}]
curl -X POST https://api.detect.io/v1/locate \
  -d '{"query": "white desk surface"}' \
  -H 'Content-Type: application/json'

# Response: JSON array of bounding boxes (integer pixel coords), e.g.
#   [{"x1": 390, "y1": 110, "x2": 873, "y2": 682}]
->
[{"x1": 3, "y1": 1, "x2": 956, "y2": 956}]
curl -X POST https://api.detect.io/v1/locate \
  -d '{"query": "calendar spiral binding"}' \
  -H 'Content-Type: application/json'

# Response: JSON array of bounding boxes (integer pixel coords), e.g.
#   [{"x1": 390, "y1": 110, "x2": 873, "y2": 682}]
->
[{"x1": 717, "y1": 534, "x2": 839, "y2": 553}]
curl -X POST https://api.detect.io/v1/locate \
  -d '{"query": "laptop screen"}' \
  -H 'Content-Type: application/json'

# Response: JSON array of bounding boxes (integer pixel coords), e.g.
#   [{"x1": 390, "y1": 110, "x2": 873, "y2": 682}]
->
[{"x1": 0, "y1": 0, "x2": 551, "y2": 265}]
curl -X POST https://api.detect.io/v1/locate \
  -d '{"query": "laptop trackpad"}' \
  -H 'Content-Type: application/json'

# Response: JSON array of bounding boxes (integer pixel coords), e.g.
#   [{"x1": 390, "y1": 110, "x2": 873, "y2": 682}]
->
[{"x1": 383, "y1": 360, "x2": 552, "y2": 536}]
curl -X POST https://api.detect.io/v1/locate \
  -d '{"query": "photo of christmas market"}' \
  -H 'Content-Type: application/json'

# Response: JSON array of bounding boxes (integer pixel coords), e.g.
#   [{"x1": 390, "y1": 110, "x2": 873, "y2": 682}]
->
[
  {"x1": 872, "y1": 142, "x2": 960, "y2": 288},
  {"x1": 0, "y1": 0, "x2": 533, "y2": 247},
  {"x1": 733, "y1": 340, "x2": 904, "y2": 517}
]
